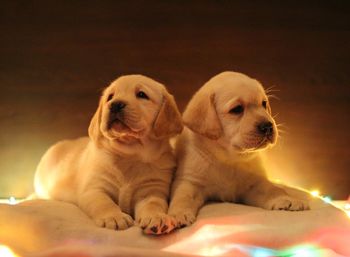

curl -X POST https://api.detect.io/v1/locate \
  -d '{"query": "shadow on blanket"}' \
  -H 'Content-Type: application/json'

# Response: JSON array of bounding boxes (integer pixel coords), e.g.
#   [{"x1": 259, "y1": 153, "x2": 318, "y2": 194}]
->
[{"x1": 0, "y1": 187, "x2": 349, "y2": 257}]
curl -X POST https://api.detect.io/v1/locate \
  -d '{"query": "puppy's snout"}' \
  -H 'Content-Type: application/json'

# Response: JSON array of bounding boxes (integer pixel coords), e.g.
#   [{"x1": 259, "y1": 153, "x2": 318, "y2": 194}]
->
[
  {"x1": 257, "y1": 121, "x2": 273, "y2": 136},
  {"x1": 110, "y1": 101, "x2": 127, "y2": 113}
]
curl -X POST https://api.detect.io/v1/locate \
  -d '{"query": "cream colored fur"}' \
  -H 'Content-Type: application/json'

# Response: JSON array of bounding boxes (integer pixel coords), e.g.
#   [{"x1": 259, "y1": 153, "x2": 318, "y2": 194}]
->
[
  {"x1": 34, "y1": 74, "x2": 183, "y2": 235},
  {"x1": 168, "y1": 71, "x2": 309, "y2": 229}
]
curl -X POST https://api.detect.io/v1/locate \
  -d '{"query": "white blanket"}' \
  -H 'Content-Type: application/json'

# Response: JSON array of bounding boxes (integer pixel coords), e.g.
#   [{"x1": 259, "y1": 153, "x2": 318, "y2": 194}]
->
[{"x1": 0, "y1": 188, "x2": 349, "y2": 257}]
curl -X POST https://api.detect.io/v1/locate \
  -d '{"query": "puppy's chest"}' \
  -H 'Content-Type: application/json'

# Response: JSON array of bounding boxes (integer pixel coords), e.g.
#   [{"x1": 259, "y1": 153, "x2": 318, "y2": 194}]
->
[
  {"x1": 106, "y1": 162, "x2": 154, "y2": 189},
  {"x1": 106, "y1": 162, "x2": 165, "y2": 213},
  {"x1": 206, "y1": 164, "x2": 241, "y2": 202}
]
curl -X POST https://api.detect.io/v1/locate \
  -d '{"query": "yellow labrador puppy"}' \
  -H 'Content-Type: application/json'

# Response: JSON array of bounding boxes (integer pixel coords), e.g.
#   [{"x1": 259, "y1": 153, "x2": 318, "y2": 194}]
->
[
  {"x1": 34, "y1": 75, "x2": 183, "y2": 234},
  {"x1": 169, "y1": 71, "x2": 309, "y2": 228}
]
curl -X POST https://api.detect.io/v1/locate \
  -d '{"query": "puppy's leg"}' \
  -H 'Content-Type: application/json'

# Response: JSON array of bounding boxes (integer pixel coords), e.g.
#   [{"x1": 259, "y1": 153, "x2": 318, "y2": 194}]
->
[
  {"x1": 134, "y1": 188, "x2": 175, "y2": 235},
  {"x1": 168, "y1": 180, "x2": 205, "y2": 228},
  {"x1": 79, "y1": 190, "x2": 134, "y2": 230},
  {"x1": 242, "y1": 178, "x2": 309, "y2": 211}
]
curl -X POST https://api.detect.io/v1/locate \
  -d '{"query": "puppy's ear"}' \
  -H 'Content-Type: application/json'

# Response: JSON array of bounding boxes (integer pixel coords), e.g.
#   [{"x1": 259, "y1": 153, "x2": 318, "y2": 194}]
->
[
  {"x1": 88, "y1": 95, "x2": 103, "y2": 143},
  {"x1": 183, "y1": 92, "x2": 223, "y2": 140},
  {"x1": 152, "y1": 91, "x2": 183, "y2": 139}
]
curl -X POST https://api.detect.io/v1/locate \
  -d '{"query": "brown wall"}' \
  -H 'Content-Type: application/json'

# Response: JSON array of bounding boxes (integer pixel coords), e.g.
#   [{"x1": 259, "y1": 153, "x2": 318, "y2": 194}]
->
[{"x1": 1, "y1": 1, "x2": 349, "y2": 198}]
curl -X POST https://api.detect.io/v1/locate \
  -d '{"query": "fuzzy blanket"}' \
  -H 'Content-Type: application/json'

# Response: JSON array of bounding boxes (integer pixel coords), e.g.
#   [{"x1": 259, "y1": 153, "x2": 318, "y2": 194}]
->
[{"x1": 0, "y1": 188, "x2": 349, "y2": 257}]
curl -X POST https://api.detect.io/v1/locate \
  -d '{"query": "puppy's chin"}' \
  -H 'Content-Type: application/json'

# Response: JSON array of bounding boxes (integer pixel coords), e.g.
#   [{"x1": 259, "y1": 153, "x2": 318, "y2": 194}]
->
[{"x1": 233, "y1": 134, "x2": 276, "y2": 153}]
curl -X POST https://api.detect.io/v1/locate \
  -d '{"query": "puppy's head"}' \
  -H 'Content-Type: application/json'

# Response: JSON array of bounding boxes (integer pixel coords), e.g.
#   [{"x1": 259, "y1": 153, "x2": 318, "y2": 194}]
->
[
  {"x1": 183, "y1": 71, "x2": 278, "y2": 153},
  {"x1": 89, "y1": 75, "x2": 183, "y2": 148}
]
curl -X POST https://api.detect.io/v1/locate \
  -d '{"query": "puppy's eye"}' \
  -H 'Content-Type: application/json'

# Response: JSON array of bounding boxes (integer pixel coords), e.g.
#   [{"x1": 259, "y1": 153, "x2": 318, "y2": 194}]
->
[
  {"x1": 229, "y1": 105, "x2": 244, "y2": 115},
  {"x1": 136, "y1": 91, "x2": 149, "y2": 100},
  {"x1": 262, "y1": 100, "x2": 267, "y2": 109},
  {"x1": 107, "y1": 93, "x2": 114, "y2": 101}
]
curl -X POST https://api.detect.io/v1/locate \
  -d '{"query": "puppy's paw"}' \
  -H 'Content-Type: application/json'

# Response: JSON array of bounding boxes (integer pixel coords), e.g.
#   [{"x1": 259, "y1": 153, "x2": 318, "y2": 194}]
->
[
  {"x1": 95, "y1": 212, "x2": 134, "y2": 230},
  {"x1": 170, "y1": 210, "x2": 196, "y2": 228},
  {"x1": 265, "y1": 196, "x2": 310, "y2": 211},
  {"x1": 137, "y1": 213, "x2": 176, "y2": 235}
]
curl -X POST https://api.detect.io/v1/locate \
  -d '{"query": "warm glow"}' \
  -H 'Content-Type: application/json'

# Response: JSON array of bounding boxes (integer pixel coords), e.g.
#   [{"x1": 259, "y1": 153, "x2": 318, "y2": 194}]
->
[
  {"x1": 345, "y1": 202, "x2": 350, "y2": 218},
  {"x1": 163, "y1": 223, "x2": 264, "y2": 256},
  {"x1": 0, "y1": 245, "x2": 20, "y2": 257},
  {"x1": 322, "y1": 196, "x2": 332, "y2": 204},
  {"x1": 279, "y1": 245, "x2": 321, "y2": 257},
  {"x1": 163, "y1": 213, "x2": 350, "y2": 256},
  {"x1": 311, "y1": 190, "x2": 320, "y2": 197}
]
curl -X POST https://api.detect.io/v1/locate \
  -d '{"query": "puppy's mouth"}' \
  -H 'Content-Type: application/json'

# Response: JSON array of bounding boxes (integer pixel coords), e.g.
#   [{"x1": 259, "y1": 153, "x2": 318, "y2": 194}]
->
[
  {"x1": 108, "y1": 117, "x2": 130, "y2": 132},
  {"x1": 107, "y1": 114, "x2": 144, "y2": 136},
  {"x1": 237, "y1": 134, "x2": 275, "y2": 152}
]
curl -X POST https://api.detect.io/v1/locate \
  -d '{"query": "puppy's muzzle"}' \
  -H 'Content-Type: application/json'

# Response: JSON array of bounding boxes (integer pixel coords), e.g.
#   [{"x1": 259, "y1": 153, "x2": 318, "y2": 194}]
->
[
  {"x1": 108, "y1": 101, "x2": 128, "y2": 130},
  {"x1": 110, "y1": 101, "x2": 127, "y2": 113},
  {"x1": 257, "y1": 121, "x2": 274, "y2": 140}
]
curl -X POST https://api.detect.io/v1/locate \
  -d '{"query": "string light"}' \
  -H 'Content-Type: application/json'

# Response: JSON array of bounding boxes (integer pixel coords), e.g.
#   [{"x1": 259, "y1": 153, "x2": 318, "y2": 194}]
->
[
  {"x1": 308, "y1": 190, "x2": 350, "y2": 219},
  {"x1": 8, "y1": 197, "x2": 16, "y2": 205},
  {"x1": 322, "y1": 196, "x2": 332, "y2": 204},
  {"x1": 309, "y1": 190, "x2": 332, "y2": 204},
  {"x1": 310, "y1": 190, "x2": 320, "y2": 197},
  {"x1": 279, "y1": 244, "x2": 320, "y2": 257}
]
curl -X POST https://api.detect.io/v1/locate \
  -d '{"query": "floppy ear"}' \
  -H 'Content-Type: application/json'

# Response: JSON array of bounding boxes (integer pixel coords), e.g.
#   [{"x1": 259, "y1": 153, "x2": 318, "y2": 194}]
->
[
  {"x1": 183, "y1": 91, "x2": 223, "y2": 140},
  {"x1": 88, "y1": 95, "x2": 103, "y2": 143},
  {"x1": 152, "y1": 91, "x2": 183, "y2": 139}
]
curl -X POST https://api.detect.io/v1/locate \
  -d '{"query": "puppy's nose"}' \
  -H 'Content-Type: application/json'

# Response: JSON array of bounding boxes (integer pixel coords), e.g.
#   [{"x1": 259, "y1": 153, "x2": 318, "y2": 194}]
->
[
  {"x1": 110, "y1": 101, "x2": 126, "y2": 113},
  {"x1": 257, "y1": 121, "x2": 273, "y2": 135}
]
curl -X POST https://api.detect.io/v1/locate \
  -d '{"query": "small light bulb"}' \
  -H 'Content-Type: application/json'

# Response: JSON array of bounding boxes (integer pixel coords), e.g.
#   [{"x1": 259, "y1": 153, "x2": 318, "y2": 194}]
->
[
  {"x1": 345, "y1": 203, "x2": 350, "y2": 210},
  {"x1": 322, "y1": 196, "x2": 332, "y2": 204},
  {"x1": 8, "y1": 197, "x2": 16, "y2": 205},
  {"x1": 310, "y1": 190, "x2": 320, "y2": 197}
]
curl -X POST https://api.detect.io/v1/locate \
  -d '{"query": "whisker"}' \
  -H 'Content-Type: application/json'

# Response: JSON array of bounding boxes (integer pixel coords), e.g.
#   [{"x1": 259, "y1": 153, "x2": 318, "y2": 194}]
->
[
  {"x1": 265, "y1": 86, "x2": 280, "y2": 94},
  {"x1": 275, "y1": 122, "x2": 289, "y2": 136},
  {"x1": 276, "y1": 123, "x2": 286, "y2": 127},
  {"x1": 273, "y1": 113, "x2": 280, "y2": 119},
  {"x1": 276, "y1": 124, "x2": 288, "y2": 130},
  {"x1": 267, "y1": 94, "x2": 280, "y2": 100},
  {"x1": 277, "y1": 129, "x2": 288, "y2": 134},
  {"x1": 265, "y1": 85, "x2": 277, "y2": 92}
]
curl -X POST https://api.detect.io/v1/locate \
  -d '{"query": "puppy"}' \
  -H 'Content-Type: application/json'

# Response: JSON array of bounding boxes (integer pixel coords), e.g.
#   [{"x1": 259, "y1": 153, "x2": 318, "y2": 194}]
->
[
  {"x1": 168, "y1": 71, "x2": 309, "y2": 228},
  {"x1": 34, "y1": 75, "x2": 183, "y2": 234}
]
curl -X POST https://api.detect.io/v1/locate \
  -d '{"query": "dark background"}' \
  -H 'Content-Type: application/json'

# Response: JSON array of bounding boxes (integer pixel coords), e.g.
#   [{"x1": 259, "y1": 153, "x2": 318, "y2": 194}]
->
[{"x1": 0, "y1": 1, "x2": 349, "y2": 199}]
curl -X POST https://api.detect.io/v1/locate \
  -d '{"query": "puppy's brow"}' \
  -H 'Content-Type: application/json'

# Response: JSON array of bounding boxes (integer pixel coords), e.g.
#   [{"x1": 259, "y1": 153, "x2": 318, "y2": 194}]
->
[
  {"x1": 223, "y1": 97, "x2": 240, "y2": 110},
  {"x1": 135, "y1": 83, "x2": 158, "y2": 103}
]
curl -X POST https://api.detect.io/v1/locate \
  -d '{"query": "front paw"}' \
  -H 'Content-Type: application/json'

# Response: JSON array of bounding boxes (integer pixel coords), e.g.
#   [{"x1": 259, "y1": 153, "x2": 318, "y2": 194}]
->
[
  {"x1": 170, "y1": 209, "x2": 196, "y2": 228},
  {"x1": 95, "y1": 212, "x2": 134, "y2": 230},
  {"x1": 137, "y1": 213, "x2": 176, "y2": 235},
  {"x1": 265, "y1": 195, "x2": 310, "y2": 211}
]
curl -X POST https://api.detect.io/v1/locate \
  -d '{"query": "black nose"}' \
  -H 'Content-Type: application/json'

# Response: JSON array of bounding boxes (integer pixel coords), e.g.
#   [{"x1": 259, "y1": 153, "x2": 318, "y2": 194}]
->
[
  {"x1": 110, "y1": 101, "x2": 126, "y2": 113},
  {"x1": 257, "y1": 121, "x2": 273, "y2": 135}
]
